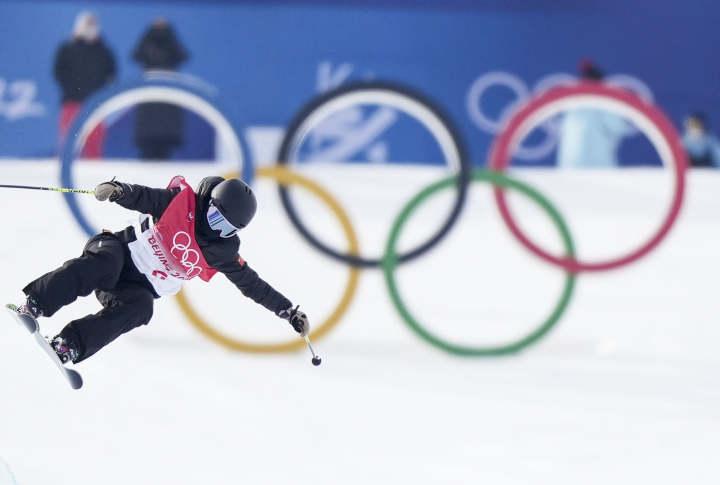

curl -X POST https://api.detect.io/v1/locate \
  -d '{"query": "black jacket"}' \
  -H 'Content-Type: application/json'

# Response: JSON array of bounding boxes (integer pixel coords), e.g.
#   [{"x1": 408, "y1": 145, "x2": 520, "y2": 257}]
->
[
  {"x1": 113, "y1": 177, "x2": 292, "y2": 315},
  {"x1": 133, "y1": 25, "x2": 188, "y2": 70},
  {"x1": 53, "y1": 38, "x2": 116, "y2": 103},
  {"x1": 132, "y1": 26, "x2": 188, "y2": 146}
]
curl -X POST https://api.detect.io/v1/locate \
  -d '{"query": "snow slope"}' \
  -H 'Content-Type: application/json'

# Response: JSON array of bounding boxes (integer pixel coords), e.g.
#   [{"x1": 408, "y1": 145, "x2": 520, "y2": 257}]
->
[{"x1": 0, "y1": 161, "x2": 718, "y2": 485}]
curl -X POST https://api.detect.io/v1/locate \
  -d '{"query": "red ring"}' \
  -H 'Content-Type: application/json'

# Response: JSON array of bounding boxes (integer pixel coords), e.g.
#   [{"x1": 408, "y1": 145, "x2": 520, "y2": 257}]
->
[{"x1": 489, "y1": 82, "x2": 687, "y2": 273}]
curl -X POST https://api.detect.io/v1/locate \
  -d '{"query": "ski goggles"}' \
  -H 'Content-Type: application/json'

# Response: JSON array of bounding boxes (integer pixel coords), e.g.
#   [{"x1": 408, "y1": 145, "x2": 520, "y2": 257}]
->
[{"x1": 207, "y1": 201, "x2": 240, "y2": 238}]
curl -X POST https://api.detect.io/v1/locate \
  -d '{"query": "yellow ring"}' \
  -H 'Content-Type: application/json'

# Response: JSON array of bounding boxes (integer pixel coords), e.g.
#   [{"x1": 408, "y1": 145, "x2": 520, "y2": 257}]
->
[{"x1": 175, "y1": 166, "x2": 361, "y2": 353}]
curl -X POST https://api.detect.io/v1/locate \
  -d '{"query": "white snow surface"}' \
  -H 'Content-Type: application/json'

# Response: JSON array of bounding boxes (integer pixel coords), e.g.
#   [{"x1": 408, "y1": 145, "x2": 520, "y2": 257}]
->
[{"x1": 0, "y1": 160, "x2": 718, "y2": 485}]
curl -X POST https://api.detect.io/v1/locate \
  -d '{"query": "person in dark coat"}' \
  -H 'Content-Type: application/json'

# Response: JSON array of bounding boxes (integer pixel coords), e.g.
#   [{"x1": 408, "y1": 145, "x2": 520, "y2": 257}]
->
[
  {"x1": 53, "y1": 12, "x2": 116, "y2": 157},
  {"x1": 133, "y1": 18, "x2": 189, "y2": 160}
]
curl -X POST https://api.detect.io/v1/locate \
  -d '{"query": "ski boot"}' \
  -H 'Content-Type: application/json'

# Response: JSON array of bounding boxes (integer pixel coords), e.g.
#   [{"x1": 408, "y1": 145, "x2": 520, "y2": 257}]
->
[
  {"x1": 49, "y1": 336, "x2": 78, "y2": 364},
  {"x1": 15, "y1": 295, "x2": 42, "y2": 319}
]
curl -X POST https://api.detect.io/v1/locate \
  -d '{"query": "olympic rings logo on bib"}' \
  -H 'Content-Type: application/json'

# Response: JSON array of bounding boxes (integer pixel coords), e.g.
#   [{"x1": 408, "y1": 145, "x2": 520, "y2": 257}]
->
[{"x1": 169, "y1": 231, "x2": 202, "y2": 278}]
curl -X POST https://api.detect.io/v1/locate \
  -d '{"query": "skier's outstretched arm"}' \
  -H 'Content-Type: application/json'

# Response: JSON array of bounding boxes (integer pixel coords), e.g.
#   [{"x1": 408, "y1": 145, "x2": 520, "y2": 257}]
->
[
  {"x1": 216, "y1": 258, "x2": 310, "y2": 335},
  {"x1": 95, "y1": 180, "x2": 177, "y2": 219}
]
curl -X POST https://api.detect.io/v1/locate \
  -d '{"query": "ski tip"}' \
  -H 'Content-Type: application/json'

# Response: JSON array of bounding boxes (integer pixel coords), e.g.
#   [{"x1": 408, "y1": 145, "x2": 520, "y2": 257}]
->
[
  {"x1": 67, "y1": 370, "x2": 83, "y2": 390},
  {"x1": 5, "y1": 304, "x2": 39, "y2": 333}
]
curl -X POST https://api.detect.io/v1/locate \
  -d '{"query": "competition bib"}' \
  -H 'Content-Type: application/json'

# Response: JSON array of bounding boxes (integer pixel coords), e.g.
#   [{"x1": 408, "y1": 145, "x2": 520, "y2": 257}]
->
[{"x1": 128, "y1": 176, "x2": 217, "y2": 296}]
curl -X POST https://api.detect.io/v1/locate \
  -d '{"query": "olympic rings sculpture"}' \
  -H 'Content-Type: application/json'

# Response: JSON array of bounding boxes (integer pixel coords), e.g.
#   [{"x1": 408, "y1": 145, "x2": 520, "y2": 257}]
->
[
  {"x1": 383, "y1": 170, "x2": 577, "y2": 356},
  {"x1": 176, "y1": 166, "x2": 361, "y2": 353},
  {"x1": 59, "y1": 79, "x2": 688, "y2": 356},
  {"x1": 489, "y1": 83, "x2": 687, "y2": 272},
  {"x1": 276, "y1": 81, "x2": 470, "y2": 268}
]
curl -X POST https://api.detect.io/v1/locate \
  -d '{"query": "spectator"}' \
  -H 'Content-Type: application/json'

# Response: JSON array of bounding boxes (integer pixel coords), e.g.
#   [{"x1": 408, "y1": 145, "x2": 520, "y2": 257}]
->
[
  {"x1": 681, "y1": 112, "x2": 720, "y2": 168},
  {"x1": 132, "y1": 18, "x2": 189, "y2": 160},
  {"x1": 53, "y1": 12, "x2": 116, "y2": 158},
  {"x1": 556, "y1": 60, "x2": 631, "y2": 168}
]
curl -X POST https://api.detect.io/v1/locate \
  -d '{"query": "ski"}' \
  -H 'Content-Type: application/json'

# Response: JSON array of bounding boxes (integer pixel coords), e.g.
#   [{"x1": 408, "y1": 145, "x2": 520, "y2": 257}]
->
[{"x1": 5, "y1": 304, "x2": 83, "y2": 390}]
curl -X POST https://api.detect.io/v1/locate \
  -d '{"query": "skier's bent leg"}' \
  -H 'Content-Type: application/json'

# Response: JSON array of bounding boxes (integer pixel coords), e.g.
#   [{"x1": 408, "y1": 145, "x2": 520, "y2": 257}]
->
[
  {"x1": 22, "y1": 233, "x2": 125, "y2": 317},
  {"x1": 58, "y1": 283, "x2": 155, "y2": 363}
]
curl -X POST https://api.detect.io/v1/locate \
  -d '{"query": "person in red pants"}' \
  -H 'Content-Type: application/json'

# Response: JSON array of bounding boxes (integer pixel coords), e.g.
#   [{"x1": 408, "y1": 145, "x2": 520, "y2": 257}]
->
[{"x1": 53, "y1": 12, "x2": 116, "y2": 158}]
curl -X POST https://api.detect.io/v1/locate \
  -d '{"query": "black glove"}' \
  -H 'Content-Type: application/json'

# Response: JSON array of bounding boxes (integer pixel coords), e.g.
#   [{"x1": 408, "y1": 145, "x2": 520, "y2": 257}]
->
[
  {"x1": 95, "y1": 179, "x2": 124, "y2": 202},
  {"x1": 278, "y1": 305, "x2": 310, "y2": 337}
]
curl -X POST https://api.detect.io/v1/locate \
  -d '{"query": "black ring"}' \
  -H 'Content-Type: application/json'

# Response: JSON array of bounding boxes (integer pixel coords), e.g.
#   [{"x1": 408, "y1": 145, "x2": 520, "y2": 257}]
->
[{"x1": 276, "y1": 81, "x2": 470, "y2": 268}]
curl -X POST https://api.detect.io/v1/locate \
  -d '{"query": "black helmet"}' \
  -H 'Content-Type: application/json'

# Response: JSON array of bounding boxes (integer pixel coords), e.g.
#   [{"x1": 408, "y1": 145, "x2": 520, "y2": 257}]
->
[{"x1": 209, "y1": 178, "x2": 257, "y2": 231}]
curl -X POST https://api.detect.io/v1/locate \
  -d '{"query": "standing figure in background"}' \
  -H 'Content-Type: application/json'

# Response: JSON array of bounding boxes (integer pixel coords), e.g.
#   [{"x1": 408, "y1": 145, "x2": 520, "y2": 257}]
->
[
  {"x1": 556, "y1": 60, "x2": 631, "y2": 168},
  {"x1": 133, "y1": 18, "x2": 189, "y2": 160},
  {"x1": 53, "y1": 12, "x2": 116, "y2": 158},
  {"x1": 681, "y1": 112, "x2": 720, "y2": 168}
]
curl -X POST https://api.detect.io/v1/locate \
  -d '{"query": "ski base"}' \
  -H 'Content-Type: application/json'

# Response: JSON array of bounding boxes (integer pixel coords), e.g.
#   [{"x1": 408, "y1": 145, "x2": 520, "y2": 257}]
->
[{"x1": 5, "y1": 304, "x2": 83, "y2": 390}]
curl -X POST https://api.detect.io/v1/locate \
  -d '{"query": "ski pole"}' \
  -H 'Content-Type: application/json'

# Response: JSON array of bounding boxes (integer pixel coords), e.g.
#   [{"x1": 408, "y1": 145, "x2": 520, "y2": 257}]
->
[
  {"x1": 303, "y1": 334, "x2": 322, "y2": 367},
  {"x1": 0, "y1": 184, "x2": 95, "y2": 195}
]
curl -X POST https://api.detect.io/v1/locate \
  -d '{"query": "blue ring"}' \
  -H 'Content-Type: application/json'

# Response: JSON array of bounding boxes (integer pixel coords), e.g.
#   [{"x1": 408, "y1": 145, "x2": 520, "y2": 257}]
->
[{"x1": 60, "y1": 77, "x2": 252, "y2": 237}]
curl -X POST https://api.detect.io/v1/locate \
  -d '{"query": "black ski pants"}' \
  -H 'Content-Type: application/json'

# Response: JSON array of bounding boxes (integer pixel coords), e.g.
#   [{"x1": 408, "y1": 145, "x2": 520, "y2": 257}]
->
[{"x1": 23, "y1": 233, "x2": 155, "y2": 363}]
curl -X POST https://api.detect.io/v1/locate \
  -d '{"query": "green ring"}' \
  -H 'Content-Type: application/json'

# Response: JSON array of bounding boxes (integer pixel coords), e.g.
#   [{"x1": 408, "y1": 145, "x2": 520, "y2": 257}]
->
[{"x1": 382, "y1": 169, "x2": 577, "y2": 356}]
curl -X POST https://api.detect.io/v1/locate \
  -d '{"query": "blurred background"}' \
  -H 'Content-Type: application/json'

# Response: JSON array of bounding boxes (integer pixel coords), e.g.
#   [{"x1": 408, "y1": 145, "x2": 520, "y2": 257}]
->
[{"x1": 0, "y1": 1, "x2": 719, "y2": 484}]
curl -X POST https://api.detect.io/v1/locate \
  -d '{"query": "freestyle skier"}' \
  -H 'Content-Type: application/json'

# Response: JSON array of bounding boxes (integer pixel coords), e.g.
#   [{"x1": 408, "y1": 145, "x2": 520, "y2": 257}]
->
[{"x1": 13, "y1": 175, "x2": 310, "y2": 364}]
